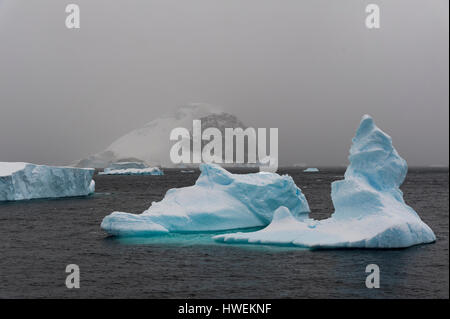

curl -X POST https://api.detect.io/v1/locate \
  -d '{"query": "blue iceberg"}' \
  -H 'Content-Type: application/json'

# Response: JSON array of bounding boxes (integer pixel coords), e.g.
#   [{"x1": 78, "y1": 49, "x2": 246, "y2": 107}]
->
[
  {"x1": 303, "y1": 168, "x2": 319, "y2": 172},
  {"x1": 0, "y1": 162, "x2": 95, "y2": 201},
  {"x1": 101, "y1": 164, "x2": 310, "y2": 236},
  {"x1": 215, "y1": 115, "x2": 436, "y2": 248}
]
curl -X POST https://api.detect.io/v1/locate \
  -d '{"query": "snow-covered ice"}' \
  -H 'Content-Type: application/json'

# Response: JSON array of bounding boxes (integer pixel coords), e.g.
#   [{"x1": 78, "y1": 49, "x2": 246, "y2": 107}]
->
[
  {"x1": 75, "y1": 103, "x2": 250, "y2": 168},
  {"x1": 101, "y1": 163, "x2": 310, "y2": 236},
  {"x1": 0, "y1": 162, "x2": 95, "y2": 201},
  {"x1": 303, "y1": 168, "x2": 319, "y2": 172},
  {"x1": 215, "y1": 115, "x2": 436, "y2": 248}
]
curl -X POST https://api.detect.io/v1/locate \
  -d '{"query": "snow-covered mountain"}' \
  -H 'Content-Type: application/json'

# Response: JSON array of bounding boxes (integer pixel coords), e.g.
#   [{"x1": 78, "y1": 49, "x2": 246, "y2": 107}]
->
[{"x1": 75, "y1": 103, "x2": 248, "y2": 168}]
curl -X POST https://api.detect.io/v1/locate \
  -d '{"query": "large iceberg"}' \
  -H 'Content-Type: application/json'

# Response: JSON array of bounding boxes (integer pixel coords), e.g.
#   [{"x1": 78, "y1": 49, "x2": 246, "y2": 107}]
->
[
  {"x1": 101, "y1": 164, "x2": 310, "y2": 236},
  {"x1": 215, "y1": 115, "x2": 436, "y2": 248},
  {"x1": 0, "y1": 162, "x2": 95, "y2": 201}
]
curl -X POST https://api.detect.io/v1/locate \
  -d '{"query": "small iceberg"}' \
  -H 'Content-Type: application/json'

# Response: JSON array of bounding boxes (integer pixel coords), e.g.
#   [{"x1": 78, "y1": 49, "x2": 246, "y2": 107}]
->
[
  {"x1": 215, "y1": 115, "x2": 436, "y2": 248},
  {"x1": 0, "y1": 162, "x2": 95, "y2": 201},
  {"x1": 303, "y1": 168, "x2": 319, "y2": 172},
  {"x1": 99, "y1": 167, "x2": 164, "y2": 176},
  {"x1": 101, "y1": 164, "x2": 310, "y2": 236},
  {"x1": 99, "y1": 162, "x2": 163, "y2": 175},
  {"x1": 105, "y1": 162, "x2": 148, "y2": 170}
]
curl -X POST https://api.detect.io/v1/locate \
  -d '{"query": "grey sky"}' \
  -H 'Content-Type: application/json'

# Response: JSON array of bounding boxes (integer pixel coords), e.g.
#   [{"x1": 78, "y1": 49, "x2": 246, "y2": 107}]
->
[{"x1": 0, "y1": 0, "x2": 448, "y2": 166}]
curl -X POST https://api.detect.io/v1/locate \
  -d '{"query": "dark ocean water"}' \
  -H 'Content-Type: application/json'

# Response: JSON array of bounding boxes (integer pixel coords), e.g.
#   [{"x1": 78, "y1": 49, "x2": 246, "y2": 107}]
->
[{"x1": 0, "y1": 168, "x2": 448, "y2": 299}]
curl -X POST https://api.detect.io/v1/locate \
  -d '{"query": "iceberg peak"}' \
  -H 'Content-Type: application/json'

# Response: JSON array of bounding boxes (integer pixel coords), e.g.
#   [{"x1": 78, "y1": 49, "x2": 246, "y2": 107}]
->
[
  {"x1": 197, "y1": 163, "x2": 234, "y2": 186},
  {"x1": 346, "y1": 114, "x2": 407, "y2": 191},
  {"x1": 215, "y1": 116, "x2": 436, "y2": 248}
]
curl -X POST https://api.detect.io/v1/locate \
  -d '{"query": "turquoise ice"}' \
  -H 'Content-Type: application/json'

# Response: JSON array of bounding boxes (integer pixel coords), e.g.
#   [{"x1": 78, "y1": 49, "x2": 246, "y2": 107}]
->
[
  {"x1": 101, "y1": 164, "x2": 310, "y2": 236},
  {"x1": 215, "y1": 115, "x2": 436, "y2": 248}
]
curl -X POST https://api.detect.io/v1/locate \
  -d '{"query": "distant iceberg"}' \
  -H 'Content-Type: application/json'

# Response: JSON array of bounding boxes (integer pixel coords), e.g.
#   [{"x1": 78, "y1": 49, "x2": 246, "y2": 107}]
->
[
  {"x1": 101, "y1": 164, "x2": 310, "y2": 236},
  {"x1": 303, "y1": 168, "x2": 319, "y2": 172},
  {"x1": 99, "y1": 162, "x2": 163, "y2": 176},
  {"x1": 105, "y1": 162, "x2": 148, "y2": 170},
  {"x1": 99, "y1": 167, "x2": 163, "y2": 175},
  {"x1": 0, "y1": 162, "x2": 95, "y2": 201},
  {"x1": 215, "y1": 115, "x2": 436, "y2": 248}
]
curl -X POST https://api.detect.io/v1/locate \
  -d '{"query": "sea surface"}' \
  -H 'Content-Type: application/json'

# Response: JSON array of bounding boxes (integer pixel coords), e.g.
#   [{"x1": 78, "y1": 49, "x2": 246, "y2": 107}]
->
[{"x1": 0, "y1": 168, "x2": 448, "y2": 298}]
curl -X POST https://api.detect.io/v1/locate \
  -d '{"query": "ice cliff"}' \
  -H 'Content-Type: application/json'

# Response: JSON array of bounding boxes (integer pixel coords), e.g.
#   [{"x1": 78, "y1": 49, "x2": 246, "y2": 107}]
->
[
  {"x1": 0, "y1": 162, "x2": 95, "y2": 201},
  {"x1": 100, "y1": 164, "x2": 310, "y2": 236},
  {"x1": 215, "y1": 115, "x2": 436, "y2": 248}
]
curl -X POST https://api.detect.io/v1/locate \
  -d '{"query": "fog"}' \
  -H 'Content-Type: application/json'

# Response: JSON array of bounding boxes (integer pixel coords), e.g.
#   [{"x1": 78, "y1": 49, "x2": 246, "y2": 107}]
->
[{"x1": 0, "y1": 0, "x2": 448, "y2": 166}]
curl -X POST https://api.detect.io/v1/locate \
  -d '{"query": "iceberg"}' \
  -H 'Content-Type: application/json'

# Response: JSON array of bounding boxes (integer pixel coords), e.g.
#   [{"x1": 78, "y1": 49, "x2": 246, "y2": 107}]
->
[
  {"x1": 100, "y1": 163, "x2": 310, "y2": 236},
  {"x1": 215, "y1": 115, "x2": 436, "y2": 248},
  {"x1": 0, "y1": 162, "x2": 95, "y2": 201},
  {"x1": 99, "y1": 167, "x2": 163, "y2": 175},
  {"x1": 105, "y1": 162, "x2": 148, "y2": 170},
  {"x1": 98, "y1": 161, "x2": 163, "y2": 175},
  {"x1": 303, "y1": 168, "x2": 319, "y2": 172},
  {"x1": 99, "y1": 166, "x2": 163, "y2": 176}
]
